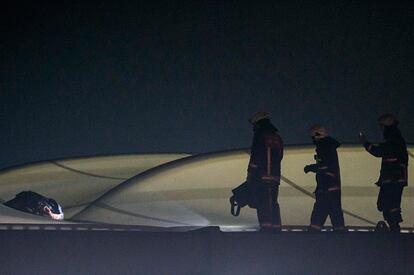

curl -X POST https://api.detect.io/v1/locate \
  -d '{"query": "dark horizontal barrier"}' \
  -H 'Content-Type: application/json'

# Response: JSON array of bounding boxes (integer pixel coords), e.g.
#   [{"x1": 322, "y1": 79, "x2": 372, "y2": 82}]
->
[
  {"x1": 1, "y1": 223, "x2": 414, "y2": 233},
  {"x1": 1, "y1": 227, "x2": 414, "y2": 275}
]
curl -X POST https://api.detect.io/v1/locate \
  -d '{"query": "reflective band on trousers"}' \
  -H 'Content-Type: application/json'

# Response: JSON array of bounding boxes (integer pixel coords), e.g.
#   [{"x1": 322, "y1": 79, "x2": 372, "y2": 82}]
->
[
  {"x1": 261, "y1": 175, "x2": 280, "y2": 182},
  {"x1": 381, "y1": 179, "x2": 406, "y2": 184},
  {"x1": 328, "y1": 186, "x2": 340, "y2": 192},
  {"x1": 262, "y1": 223, "x2": 281, "y2": 228},
  {"x1": 383, "y1": 158, "x2": 398, "y2": 163},
  {"x1": 325, "y1": 172, "x2": 336, "y2": 178}
]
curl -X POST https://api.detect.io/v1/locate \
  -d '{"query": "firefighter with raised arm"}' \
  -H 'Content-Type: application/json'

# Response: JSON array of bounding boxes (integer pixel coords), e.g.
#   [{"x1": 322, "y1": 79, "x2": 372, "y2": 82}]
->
[
  {"x1": 359, "y1": 114, "x2": 408, "y2": 232},
  {"x1": 304, "y1": 125, "x2": 345, "y2": 232},
  {"x1": 247, "y1": 112, "x2": 283, "y2": 231}
]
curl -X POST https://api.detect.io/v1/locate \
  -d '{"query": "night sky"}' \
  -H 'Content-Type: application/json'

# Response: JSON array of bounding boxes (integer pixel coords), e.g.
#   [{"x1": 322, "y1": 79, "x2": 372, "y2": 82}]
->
[{"x1": 1, "y1": 1, "x2": 413, "y2": 168}]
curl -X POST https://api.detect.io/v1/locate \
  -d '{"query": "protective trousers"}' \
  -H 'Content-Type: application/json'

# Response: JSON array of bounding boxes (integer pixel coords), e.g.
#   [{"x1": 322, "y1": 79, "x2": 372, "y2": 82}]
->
[
  {"x1": 310, "y1": 190, "x2": 345, "y2": 230},
  {"x1": 256, "y1": 185, "x2": 281, "y2": 231},
  {"x1": 377, "y1": 184, "x2": 404, "y2": 231}
]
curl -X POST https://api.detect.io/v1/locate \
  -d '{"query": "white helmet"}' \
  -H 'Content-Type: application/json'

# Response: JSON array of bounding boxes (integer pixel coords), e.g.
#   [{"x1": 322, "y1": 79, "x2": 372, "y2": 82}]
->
[
  {"x1": 378, "y1": 113, "x2": 399, "y2": 127},
  {"x1": 309, "y1": 124, "x2": 328, "y2": 139},
  {"x1": 249, "y1": 111, "x2": 270, "y2": 124}
]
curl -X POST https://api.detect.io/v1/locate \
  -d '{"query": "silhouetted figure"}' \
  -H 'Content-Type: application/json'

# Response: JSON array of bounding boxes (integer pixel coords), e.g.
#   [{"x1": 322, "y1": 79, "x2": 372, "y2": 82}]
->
[
  {"x1": 247, "y1": 112, "x2": 283, "y2": 231},
  {"x1": 304, "y1": 125, "x2": 345, "y2": 232},
  {"x1": 359, "y1": 114, "x2": 408, "y2": 232},
  {"x1": 4, "y1": 191, "x2": 64, "y2": 220}
]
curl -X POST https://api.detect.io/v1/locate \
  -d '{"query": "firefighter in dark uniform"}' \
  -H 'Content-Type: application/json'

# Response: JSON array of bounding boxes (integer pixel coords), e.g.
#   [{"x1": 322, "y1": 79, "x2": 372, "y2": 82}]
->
[
  {"x1": 304, "y1": 125, "x2": 345, "y2": 231},
  {"x1": 247, "y1": 112, "x2": 283, "y2": 231},
  {"x1": 359, "y1": 114, "x2": 408, "y2": 232}
]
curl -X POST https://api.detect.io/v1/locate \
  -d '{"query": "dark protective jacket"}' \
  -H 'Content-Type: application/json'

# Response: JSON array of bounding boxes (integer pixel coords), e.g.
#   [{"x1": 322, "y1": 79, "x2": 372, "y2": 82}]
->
[
  {"x1": 307, "y1": 137, "x2": 341, "y2": 192},
  {"x1": 364, "y1": 126, "x2": 408, "y2": 186},
  {"x1": 247, "y1": 119, "x2": 283, "y2": 186}
]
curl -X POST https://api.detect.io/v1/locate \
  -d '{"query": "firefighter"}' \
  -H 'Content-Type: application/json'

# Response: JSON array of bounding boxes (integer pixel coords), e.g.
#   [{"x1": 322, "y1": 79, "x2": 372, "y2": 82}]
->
[
  {"x1": 247, "y1": 112, "x2": 283, "y2": 231},
  {"x1": 359, "y1": 114, "x2": 408, "y2": 232},
  {"x1": 304, "y1": 125, "x2": 345, "y2": 232}
]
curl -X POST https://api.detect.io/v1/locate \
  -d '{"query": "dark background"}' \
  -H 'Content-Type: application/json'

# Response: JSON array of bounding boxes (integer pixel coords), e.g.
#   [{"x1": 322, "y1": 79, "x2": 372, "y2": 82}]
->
[{"x1": 1, "y1": 1, "x2": 413, "y2": 169}]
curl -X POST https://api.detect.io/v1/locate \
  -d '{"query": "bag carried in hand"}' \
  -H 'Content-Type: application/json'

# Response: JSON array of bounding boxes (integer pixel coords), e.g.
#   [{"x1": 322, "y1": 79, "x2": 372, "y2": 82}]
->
[{"x1": 229, "y1": 181, "x2": 258, "y2": 216}]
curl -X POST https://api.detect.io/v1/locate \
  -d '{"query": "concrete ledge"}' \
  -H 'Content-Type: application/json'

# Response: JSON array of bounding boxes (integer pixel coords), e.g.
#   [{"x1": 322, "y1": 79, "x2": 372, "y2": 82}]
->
[{"x1": 1, "y1": 228, "x2": 413, "y2": 275}]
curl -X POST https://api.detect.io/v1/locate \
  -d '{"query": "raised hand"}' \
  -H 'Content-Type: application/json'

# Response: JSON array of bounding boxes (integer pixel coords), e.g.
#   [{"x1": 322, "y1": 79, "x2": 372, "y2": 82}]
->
[{"x1": 358, "y1": 131, "x2": 367, "y2": 144}]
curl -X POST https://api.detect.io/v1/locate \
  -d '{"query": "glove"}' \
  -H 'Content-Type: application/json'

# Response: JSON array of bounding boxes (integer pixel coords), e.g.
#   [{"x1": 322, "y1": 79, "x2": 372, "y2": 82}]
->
[{"x1": 304, "y1": 165, "x2": 314, "y2": 174}]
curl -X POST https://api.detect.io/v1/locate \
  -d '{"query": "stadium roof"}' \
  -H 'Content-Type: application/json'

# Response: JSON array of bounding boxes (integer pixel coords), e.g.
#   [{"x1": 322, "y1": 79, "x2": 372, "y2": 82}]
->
[
  {"x1": 1, "y1": 146, "x2": 413, "y2": 230},
  {"x1": 0, "y1": 154, "x2": 189, "y2": 221},
  {"x1": 73, "y1": 145, "x2": 414, "y2": 230}
]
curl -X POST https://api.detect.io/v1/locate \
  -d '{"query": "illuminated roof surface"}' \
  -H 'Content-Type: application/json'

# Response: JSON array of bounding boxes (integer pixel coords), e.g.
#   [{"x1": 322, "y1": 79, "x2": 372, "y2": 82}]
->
[
  {"x1": 72, "y1": 145, "x2": 414, "y2": 229},
  {"x1": 1, "y1": 147, "x2": 413, "y2": 229},
  {"x1": 0, "y1": 154, "x2": 189, "y2": 221}
]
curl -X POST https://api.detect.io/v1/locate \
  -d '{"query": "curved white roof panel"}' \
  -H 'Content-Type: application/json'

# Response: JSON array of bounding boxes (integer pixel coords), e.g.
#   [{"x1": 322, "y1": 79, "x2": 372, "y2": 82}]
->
[
  {"x1": 74, "y1": 146, "x2": 414, "y2": 229},
  {"x1": 0, "y1": 154, "x2": 189, "y2": 220}
]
